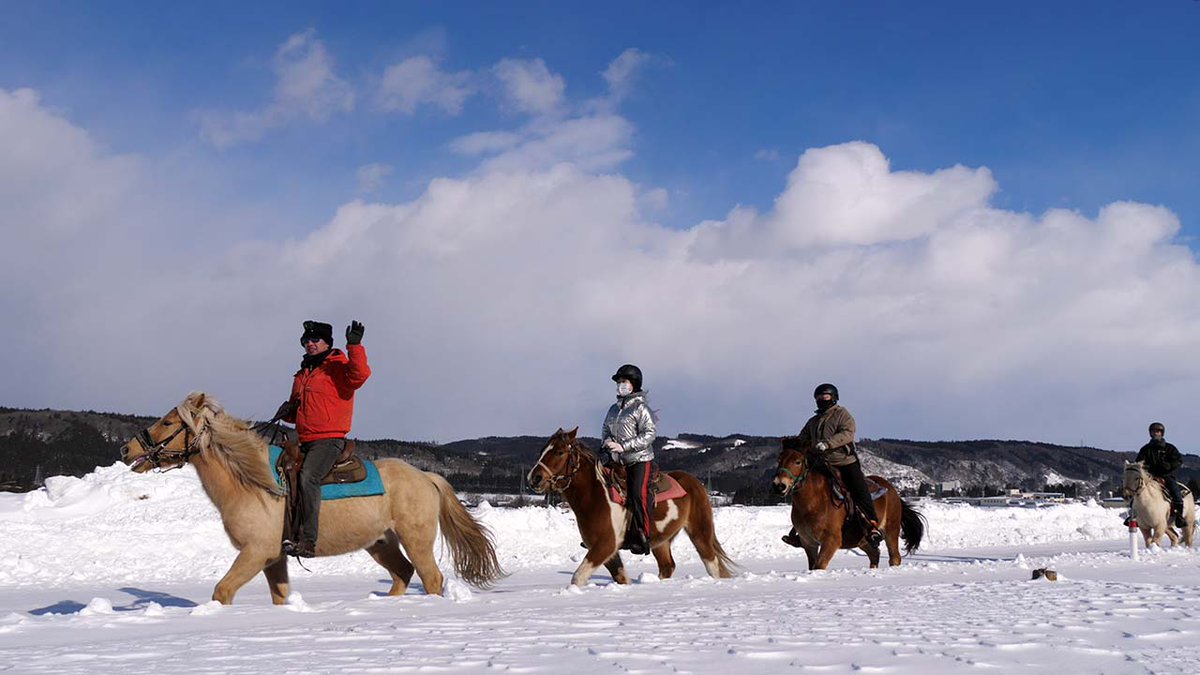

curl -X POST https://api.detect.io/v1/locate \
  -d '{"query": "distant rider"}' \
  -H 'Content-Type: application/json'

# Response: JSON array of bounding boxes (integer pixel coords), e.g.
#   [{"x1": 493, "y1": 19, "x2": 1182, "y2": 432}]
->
[
  {"x1": 1136, "y1": 422, "x2": 1186, "y2": 529},
  {"x1": 601, "y1": 364, "x2": 657, "y2": 555},
  {"x1": 782, "y1": 383, "x2": 883, "y2": 547},
  {"x1": 275, "y1": 320, "x2": 371, "y2": 557}
]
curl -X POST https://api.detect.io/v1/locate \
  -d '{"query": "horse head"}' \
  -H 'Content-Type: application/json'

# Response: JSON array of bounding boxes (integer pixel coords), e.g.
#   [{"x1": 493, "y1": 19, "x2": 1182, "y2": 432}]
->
[
  {"x1": 772, "y1": 444, "x2": 814, "y2": 497},
  {"x1": 527, "y1": 427, "x2": 582, "y2": 494},
  {"x1": 1122, "y1": 460, "x2": 1148, "y2": 499},
  {"x1": 122, "y1": 392, "x2": 220, "y2": 472}
]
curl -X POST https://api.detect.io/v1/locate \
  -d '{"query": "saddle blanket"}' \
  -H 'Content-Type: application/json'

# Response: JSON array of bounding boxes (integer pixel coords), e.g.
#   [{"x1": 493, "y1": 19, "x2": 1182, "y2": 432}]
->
[
  {"x1": 609, "y1": 472, "x2": 688, "y2": 505},
  {"x1": 831, "y1": 477, "x2": 888, "y2": 505},
  {"x1": 268, "y1": 445, "x2": 385, "y2": 500}
]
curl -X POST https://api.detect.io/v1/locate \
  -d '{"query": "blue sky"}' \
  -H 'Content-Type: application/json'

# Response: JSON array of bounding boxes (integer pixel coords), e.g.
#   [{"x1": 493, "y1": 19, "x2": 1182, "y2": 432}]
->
[
  {"x1": 6, "y1": 1, "x2": 1197, "y2": 235},
  {"x1": 3, "y1": 2, "x2": 1200, "y2": 450}
]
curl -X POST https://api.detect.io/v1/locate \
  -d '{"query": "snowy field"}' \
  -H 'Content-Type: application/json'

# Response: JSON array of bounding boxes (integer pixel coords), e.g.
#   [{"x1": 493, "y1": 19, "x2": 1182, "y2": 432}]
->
[{"x1": 1, "y1": 463, "x2": 1198, "y2": 674}]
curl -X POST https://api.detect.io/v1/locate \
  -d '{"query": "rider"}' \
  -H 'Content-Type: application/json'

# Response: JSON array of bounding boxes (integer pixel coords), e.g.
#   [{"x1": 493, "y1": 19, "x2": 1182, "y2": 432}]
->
[
  {"x1": 1136, "y1": 422, "x2": 1186, "y2": 529},
  {"x1": 601, "y1": 364, "x2": 657, "y2": 555},
  {"x1": 782, "y1": 383, "x2": 883, "y2": 547},
  {"x1": 275, "y1": 320, "x2": 371, "y2": 557}
]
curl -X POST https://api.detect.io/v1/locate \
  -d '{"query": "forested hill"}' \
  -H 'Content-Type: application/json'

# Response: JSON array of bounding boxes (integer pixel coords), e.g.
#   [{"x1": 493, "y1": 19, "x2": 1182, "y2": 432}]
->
[{"x1": 2, "y1": 406, "x2": 1196, "y2": 498}]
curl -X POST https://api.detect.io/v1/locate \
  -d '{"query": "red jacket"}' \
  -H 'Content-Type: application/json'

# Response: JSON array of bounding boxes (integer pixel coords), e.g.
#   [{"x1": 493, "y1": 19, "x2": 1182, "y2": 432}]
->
[{"x1": 283, "y1": 345, "x2": 371, "y2": 443}]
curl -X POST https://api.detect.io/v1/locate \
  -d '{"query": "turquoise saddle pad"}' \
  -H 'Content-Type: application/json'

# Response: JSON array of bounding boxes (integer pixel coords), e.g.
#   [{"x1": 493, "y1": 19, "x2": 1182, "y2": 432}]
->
[{"x1": 268, "y1": 445, "x2": 385, "y2": 500}]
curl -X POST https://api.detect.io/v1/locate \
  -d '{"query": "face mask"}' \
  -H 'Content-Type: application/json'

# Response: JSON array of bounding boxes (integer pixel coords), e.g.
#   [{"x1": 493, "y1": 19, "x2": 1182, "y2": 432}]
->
[{"x1": 617, "y1": 382, "x2": 633, "y2": 396}]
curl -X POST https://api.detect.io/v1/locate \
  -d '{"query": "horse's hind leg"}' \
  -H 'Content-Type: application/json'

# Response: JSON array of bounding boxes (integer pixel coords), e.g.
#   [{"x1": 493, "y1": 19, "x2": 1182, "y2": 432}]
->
[
  {"x1": 603, "y1": 552, "x2": 629, "y2": 585},
  {"x1": 262, "y1": 556, "x2": 290, "y2": 605},
  {"x1": 651, "y1": 541, "x2": 677, "y2": 579},
  {"x1": 367, "y1": 531, "x2": 416, "y2": 596},
  {"x1": 396, "y1": 527, "x2": 444, "y2": 596},
  {"x1": 213, "y1": 549, "x2": 271, "y2": 605},
  {"x1": 885, "y1": 522, "x2": 902, "y2": 566}
]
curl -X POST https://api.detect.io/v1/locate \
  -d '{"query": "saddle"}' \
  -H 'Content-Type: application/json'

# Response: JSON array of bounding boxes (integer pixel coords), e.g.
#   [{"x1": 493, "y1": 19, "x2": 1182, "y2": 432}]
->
[
  {"x1": 816, "y1": 460, "x2": 886, "y2": 532},
  {"x1": 602, "y1": 463, "x2": 687, "y2": 506},
  {"x1": 277, "y1": 440, "x2": 367, "y2": 545}
]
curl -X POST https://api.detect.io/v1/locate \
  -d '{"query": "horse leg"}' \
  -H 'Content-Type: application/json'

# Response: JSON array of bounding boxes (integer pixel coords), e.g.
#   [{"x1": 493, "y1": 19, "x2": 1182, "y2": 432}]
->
[
  {"x1": 812, "y1": 538, "x2": 840, "y2": 570},
  {"x1": 262, "y1": 555, "x2": 290, "y2": 605},
  {"x1": 572, "y1": 544, "x2": 620, "y2": 587},
  {"x1": 651, "y1": 542, "x2": 677, "y2": 579},
  {"x1": 213, "y1": 549, "x2": 270, "y2": 605},
  {"x1": 367, "y1": 531, "x2": 416, "y2": 596},
  {"x1": 860, "y1": 542, "x2": 881, "y2": 568},
  {"x1": 602, "y1": 552, "x2": 630, "y2": 585},
  {"x1": 395, "y1": 526, "x2": 445, "y2": 596}
]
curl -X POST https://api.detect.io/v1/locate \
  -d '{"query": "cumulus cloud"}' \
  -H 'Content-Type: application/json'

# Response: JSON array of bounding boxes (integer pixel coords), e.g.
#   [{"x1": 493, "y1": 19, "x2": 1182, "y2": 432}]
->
[
  {"x1": 493, "y1": 58, "x2": 565, "y2": 115},
  {"x1": 198, "y1": 30, "x2": 354, "y2": 147},
  {"x1": 376, "y1": 55, "x2": 474, "y2": 115},
  {"x1": 5, "y1": 86, "x2": 1200, "y2": 452}
]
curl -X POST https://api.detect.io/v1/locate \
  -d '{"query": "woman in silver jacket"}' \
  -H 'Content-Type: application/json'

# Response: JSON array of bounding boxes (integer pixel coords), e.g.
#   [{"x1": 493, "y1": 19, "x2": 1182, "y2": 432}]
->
[{"x1": 602, "y1": 363, "x2": 657, "y2": 555}]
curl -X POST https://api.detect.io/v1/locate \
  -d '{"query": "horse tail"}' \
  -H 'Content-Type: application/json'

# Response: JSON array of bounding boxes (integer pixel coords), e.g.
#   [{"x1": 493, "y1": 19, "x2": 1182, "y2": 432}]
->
[
  {"x1": 674, "y1": 472, "x2": 739, "y2": 577},
  {"x1": 427, "y1": 473, "x2": 507, "y2": 589},
  {"x1": 900, "y1": 499, "x2": 926, "y2": 555}
]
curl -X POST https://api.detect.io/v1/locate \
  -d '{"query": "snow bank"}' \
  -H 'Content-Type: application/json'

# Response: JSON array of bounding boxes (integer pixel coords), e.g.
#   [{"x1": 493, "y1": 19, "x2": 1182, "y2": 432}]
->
[{"x1": 0, "y1": 462, "x2": 1130, "y2": 587}]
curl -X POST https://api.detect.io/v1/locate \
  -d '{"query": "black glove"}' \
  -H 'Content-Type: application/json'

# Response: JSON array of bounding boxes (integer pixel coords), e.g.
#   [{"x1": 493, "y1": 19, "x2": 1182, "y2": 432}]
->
[
  {"x1": 274, "y1": 400, "x2": 297, "y2": 421},
  {"x1": 345, "y1": 320, "x2": 365, "y2": 346}
]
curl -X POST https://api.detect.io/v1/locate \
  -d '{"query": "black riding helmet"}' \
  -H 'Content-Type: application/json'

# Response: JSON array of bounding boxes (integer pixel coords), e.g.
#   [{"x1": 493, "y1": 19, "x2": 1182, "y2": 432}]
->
[
  {"x1": 1149, "y1": 422, "x2": 1165, "y2": 436},
  {"x1": 612, "y1": 364, "x2": 643, "y2": 392},
  {"x1": 813, "y1": 383, "x2": 839, "y2": 402}
]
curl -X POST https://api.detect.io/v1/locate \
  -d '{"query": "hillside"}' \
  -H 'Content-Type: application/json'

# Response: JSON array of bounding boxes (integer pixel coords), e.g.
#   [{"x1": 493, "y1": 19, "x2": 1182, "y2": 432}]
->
[{"x1": 3, "y1": 406, "x2": 1197, "y2": 498}]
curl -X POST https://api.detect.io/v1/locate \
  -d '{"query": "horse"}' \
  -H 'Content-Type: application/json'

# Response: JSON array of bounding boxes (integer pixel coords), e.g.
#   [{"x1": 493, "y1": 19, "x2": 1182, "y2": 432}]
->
[
  {"x1": 1122, "y1": 460, "x2": 1195, "y2": 548},
  {"x1": 120, "y1": 392, "x2": 505, "y2": 604},
  {"x1": 772, "y1": 443, "x2": 924, "y2": 570},
  {"x1": 526, "y1": 427, "x2": 736, "y2": 587}
]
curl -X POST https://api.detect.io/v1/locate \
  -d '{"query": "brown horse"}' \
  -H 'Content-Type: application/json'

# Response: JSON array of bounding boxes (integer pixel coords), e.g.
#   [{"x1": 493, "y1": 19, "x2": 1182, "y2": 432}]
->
[
  {"x1": 772, "y1": 443, "x2": 924, "y2": 570},
  {"x1": 527, "y1": 427, "x2": 736, "y2": 586},
  {"x1": 120, "y1": 392, "x2": 504, "y2": 604}
]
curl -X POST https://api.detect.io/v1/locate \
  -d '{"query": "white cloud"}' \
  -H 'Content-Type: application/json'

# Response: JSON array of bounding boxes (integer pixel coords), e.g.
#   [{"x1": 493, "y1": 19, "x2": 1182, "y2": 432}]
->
[
  {"x1": 198, "y1": 30, "x2": 354, "y2": 147},
  {"x1": 602, "y1": 48, "x2": 651, "y2": 102},
  {"x1": 376, "y1": 55, "x2": 474, "y2": 115},
  {"x1": 493, "y1": 58, "x2": 565, "y2": 115},
  {"x1": 356, "y1": 163, "x2": 393, "y2": 193},
  {"x1": 6, "y1": 87, "x2": 1200, "y2": 452}
]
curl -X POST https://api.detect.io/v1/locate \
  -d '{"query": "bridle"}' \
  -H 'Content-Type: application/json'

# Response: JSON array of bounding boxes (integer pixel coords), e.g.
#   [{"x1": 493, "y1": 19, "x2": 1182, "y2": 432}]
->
[
  {"x1": 775, "y1": 451, "x2": 814, "y2": 497},
  {"x1": 130, "y1": 405, "x2": 208, "y2": 471},
  {"x1": 533, "y1": 438, "x2": 583, "y2": 493},
  {"x1": 1123, "y1": 464, "x2": 1146, "y2": 499}
]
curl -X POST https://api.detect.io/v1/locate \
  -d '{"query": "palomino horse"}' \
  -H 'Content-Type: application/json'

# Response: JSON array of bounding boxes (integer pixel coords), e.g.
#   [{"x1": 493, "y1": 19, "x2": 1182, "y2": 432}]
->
[
  {"x1": 1123, "y1": 460, "x2": 1195, "y2": 548},
  {"x1": 772, "y1": 443, "x2": 924, "y2": 570},
  {"x1": 121, "y1": 392, "x2": 504, "y2": 604},
  {"x1": 527, "y1": 427, "x2": 736, "y2": 586}
]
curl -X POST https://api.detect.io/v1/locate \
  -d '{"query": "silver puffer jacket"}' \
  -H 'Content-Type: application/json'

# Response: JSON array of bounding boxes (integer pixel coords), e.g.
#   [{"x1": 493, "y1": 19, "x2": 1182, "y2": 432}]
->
[{"x1": 601, "y1": 391, "x2": 656, "y2": 465}]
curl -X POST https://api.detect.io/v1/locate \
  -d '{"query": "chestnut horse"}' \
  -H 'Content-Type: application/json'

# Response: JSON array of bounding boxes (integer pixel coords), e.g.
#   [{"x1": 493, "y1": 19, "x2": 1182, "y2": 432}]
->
[
  {"x1": 121, "y1": 392, "x2": 504, "y2": 604},
  {"x1": 772, "y1": 443, "x2": 924, "y2": 570},
  {"x1": 527, "y1": 427, "x2": 735, "y2": 586}
]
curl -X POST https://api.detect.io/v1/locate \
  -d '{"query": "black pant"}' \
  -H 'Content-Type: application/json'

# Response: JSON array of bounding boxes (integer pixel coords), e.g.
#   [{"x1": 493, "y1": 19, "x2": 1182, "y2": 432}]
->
[
  {"x1": 297, "y1": 438, "x2": 344, "y2": 544},
  {"x1": 625, "y1": 461, "x2": 652, "y2": 539},
  {"x1": 838, "y1": 461, "x2": 879, "y2": 524},
  {"x1": 1158, "y1": 472, "x2": 1184, "y2": 510}
]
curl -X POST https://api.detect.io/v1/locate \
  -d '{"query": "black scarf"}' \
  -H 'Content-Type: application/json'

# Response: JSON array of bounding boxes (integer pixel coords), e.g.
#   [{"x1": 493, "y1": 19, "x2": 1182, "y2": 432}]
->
[{"x1": 301, "y1": 349, "x2": 332, "y2": 371}]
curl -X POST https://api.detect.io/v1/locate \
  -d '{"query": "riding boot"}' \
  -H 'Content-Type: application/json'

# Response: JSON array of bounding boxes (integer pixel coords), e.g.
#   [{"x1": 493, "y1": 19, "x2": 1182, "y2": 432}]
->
[
  {"x1": 1163, "y1": 476, "x2": 1187, "y2": 529},
  {"x1": 838, "y1": 462, "x2": 883, "y2": 545},
  {"x1": 781, "y1": 529, "x2": 803, "y2": 548}
]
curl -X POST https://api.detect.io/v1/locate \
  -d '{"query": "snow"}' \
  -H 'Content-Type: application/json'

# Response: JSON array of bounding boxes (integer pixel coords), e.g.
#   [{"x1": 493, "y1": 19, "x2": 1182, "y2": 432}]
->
[
  {"x1": 1, "y1": 463, "x2": 1199, "y2": 673},
  {"x1": 662, "y1": 438, "x2": 700, "y2": 450}
]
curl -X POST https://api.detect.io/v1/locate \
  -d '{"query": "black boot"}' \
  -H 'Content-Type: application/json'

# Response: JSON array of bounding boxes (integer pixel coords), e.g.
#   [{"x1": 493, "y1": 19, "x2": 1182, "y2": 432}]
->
[
  {"x1": 1173, "y1": 504, "x2": 1187, "y2": 529},
  {"x1": 781, "y1": 529, "x2": 803, "y2": 548},
  {"x1": 624, "y1": 529, "x2": 649, "y2": 555}
]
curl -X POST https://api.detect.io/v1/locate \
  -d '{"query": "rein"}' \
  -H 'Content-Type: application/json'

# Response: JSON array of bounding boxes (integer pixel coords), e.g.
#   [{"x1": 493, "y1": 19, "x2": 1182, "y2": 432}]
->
[
  {"x1": 536, "y1": 439, "x2": 584, "y2": 493},
  {"x1": 776, "y1": 453, "x2": 814, "y2": 497},
  {"x1": 132, "y1": 406, "x2": 207, "y2": 471}
]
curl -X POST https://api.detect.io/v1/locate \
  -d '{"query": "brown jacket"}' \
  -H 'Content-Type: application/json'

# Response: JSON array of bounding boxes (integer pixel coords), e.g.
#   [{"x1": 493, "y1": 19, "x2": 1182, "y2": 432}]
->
[{"x1": 796, "y1": 404, "x2": 859, "y2": 466}]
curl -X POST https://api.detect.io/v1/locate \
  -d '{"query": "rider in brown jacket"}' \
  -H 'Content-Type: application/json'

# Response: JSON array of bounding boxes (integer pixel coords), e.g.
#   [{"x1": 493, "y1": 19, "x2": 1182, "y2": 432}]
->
[{"x1": 782, "y1": 383, "x2": 883, "y2": 547}]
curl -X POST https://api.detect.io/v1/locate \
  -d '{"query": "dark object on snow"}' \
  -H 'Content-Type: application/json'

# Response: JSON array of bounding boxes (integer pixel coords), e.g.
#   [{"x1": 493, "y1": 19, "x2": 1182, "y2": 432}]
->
[{"x1": 1031, "y1": 568, "x2": 1058, "y2": 581}]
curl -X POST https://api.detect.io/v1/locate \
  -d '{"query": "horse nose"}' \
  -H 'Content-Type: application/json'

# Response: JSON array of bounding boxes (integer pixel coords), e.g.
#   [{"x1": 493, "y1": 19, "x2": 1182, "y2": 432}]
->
[
  {"x1": 528, "y1": 473, "x2": 543, "y2": 489},
  {"x1": 771, "y1": 481, "x2": 786, "y2": 495}
]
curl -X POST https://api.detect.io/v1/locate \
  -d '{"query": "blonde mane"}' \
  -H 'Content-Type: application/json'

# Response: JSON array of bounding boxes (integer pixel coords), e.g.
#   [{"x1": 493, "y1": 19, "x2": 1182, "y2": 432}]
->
[{"x1": 179, "y1": 392, "x2": 284, "y2": 496}]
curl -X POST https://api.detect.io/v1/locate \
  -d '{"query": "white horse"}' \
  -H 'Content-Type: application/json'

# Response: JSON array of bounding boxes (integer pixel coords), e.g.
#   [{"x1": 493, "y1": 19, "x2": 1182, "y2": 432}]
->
[{"x1": 1122, "y1": 460, "x2": 1195, "y2": 548}]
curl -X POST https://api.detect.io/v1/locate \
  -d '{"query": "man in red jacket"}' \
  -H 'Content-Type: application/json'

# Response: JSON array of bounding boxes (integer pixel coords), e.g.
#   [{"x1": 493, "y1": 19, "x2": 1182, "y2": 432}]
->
[{"x1": 275, "y1": 319, "x2": 371, "y2": 557}]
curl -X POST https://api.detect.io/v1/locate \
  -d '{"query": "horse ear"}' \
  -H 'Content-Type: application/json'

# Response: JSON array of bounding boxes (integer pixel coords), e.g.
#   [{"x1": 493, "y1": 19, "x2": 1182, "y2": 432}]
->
[{"x1": 568, "y1": 426, "x2": 578, "y2": 440}]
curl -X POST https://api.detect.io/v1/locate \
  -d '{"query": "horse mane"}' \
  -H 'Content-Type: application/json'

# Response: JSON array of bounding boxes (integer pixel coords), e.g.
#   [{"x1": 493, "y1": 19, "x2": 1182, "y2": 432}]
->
[{"x1": 180, "y1": 392, "x2": 284, "y2": 497}]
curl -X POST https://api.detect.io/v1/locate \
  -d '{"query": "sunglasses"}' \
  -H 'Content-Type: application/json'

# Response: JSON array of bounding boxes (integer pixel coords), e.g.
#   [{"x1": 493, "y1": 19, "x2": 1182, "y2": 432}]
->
[{"x1": 301, "y1": 336, "x2": 324, "y2": 344}]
